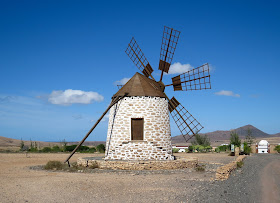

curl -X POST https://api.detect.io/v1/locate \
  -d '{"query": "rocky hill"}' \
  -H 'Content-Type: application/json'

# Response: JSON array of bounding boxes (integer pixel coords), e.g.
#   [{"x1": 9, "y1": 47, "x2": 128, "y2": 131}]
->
[{"x1": 171, "y1": 124, "x2": 279, "y2": 144}]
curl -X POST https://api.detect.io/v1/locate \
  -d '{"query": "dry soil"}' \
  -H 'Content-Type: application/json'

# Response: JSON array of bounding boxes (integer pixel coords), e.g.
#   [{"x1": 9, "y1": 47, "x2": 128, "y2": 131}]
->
[{"x1": 0, "y1": 153, "x2": 234, "y2": 203}]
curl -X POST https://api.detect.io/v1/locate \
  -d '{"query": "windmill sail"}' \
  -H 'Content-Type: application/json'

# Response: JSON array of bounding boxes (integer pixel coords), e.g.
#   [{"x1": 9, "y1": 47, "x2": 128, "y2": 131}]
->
[
  {"x1": 159, "y1": 26, "x2": 180, "y2": 76},
  {"x1": 168, "y1": 96, "x2": 203, "y2": 142},
  {"x1": 170, "y1": 63, "x2": 211, "y2": 91},
  {"x1": 125, "y1": 37, "x2": 155, "y2": 80}
]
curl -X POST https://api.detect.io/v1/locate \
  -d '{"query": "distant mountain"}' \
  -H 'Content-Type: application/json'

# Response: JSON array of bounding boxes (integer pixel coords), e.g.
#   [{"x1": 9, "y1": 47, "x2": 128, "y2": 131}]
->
[{"x1": 172, "y1": 124, "x2": 277, "y2": 144}]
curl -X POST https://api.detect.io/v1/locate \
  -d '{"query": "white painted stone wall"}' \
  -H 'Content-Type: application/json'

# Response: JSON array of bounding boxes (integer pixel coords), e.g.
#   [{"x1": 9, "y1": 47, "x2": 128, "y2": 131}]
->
[{"x1": 105, "y1": 96, "x2": 173, "y2": 160}]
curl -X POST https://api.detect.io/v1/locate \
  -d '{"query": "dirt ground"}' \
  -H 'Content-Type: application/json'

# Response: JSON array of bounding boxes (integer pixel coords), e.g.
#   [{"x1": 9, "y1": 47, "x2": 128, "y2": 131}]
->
[{"x1": 0, "y1": 152, "x2": 234, "y2": 203}]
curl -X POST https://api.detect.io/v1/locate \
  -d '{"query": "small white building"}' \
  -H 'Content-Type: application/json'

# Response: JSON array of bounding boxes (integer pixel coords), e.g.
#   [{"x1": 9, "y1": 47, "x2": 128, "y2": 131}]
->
[
  {"x1": 257, "y1": 140, "x2": 269, "y2": 153},
  {"x1": 172, "y1": 146, "x2": 188, "y2": 152}
]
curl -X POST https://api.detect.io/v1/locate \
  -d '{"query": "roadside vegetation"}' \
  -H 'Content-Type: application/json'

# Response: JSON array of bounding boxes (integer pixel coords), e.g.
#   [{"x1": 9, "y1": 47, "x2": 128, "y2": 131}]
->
[
  {"x1": 187, "y1": 133, "x2": 212, "y2": 153},
  {"x1": 17, "y1": 139, "x2": 106, "y2": 154},
  {"x1": 236, "y1": 160, "x2": 244, "y2": 168},
  {"x1": 215, "y1": 128, "x2": 254, "y2": 155},
  {"x1": 172, "y1": 148, "x2": 179, "y2": 153},
  {"x1": 274, "y1": 145, "x2": 280, "y2": 153}
]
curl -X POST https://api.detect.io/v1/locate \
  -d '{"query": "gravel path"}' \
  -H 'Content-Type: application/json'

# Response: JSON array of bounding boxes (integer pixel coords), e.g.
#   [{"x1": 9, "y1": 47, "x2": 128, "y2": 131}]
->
[{"x1": 188, "y1": 154, "x2": 280, "y2": 203}]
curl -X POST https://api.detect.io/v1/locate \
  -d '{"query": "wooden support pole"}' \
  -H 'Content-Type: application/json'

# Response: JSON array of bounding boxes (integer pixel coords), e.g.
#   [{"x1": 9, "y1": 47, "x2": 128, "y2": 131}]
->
[{"x1": 64, "y1": 94, "x2": 127, "y2": 164}]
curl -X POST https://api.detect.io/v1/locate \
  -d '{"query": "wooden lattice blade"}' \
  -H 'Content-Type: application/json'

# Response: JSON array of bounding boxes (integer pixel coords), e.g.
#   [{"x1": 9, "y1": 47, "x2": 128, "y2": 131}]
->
[
  {"x1": 169, "y1": 63, "x2": 211, "y2": 91},
  {"x1": 168, "y1": 96, "x2": 203, "y2": 142},
  {"x1": 125, "y1": 37, "x2": 155, "y2": 80},
  {"x1": 158, "y1": 26, "x2": 180, "y2": 74}
]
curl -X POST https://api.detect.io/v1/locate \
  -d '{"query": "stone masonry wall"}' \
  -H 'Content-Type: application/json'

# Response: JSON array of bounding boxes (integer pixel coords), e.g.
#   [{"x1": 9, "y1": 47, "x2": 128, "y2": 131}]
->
[
  {"x1": 78, "y1": 157, "x2": 198, "y2": 170},
  {"x1": 105, "y1": 96, "x2": 173, "y2": 160}
]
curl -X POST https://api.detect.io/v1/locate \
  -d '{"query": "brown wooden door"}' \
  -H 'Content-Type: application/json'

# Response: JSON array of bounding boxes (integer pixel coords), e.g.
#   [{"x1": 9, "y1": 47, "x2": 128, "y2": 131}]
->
[{"x1": 131, "y1": 118, "x2": 143, "y2": 140}]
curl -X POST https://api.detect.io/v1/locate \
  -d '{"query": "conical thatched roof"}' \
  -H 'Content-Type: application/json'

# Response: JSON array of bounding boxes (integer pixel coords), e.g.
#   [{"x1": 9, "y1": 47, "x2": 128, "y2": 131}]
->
[{"x1": 113, "y1": 72, "x2": 165, "y2": 98}]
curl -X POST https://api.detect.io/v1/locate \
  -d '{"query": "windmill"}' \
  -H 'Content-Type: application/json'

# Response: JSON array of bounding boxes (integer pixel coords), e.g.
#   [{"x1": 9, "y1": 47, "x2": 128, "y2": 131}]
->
[{"x1": 64, "y1": 26, "x2": 211, "y2": 163}]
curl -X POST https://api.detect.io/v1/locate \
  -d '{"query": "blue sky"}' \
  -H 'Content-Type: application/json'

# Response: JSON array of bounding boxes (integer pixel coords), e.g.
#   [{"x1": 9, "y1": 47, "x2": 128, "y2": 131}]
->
[{"x1": 0, "y1": 0, "x2": 279, "y2": 141}]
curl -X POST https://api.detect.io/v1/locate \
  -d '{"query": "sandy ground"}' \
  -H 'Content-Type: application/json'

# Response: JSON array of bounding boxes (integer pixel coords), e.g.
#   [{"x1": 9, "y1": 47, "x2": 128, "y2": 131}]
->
[{"x1": 0, "y1": 152, "x2": 237, "y2": 203}]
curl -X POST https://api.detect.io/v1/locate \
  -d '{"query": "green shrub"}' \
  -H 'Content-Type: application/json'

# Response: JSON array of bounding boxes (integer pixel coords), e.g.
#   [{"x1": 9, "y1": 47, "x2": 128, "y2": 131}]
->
[
  {"x1": 51, "y1": 145, "x2": 61, "y2": 152},
  {"x1": 237, "y1": 161, "x2": 244, "y2": 168},
  {"x1": 188, "y1": 146, "x2": 193, "y2": 153},
  {"x1": 198, "y1": 145, "x2": 205, "y2": 152},
  {"x1": 41, "y1": 147, "x2": 52, "y2": 152},
  {"x1": 243, "y1": 142, "x2": 251, "y2": 155},
  {"x1": 218, "y1": 145, "x2": 230, "y2": 152},
  {"x1": 88, "y1": 147, "x2": 96, "y2": 153},
  {"x1": 65, "y1": 145, "x2": 77, "y2": 152},
  {"x1": 44, "y1": 161, "x2": 63, "y2": 170},
  {"x1": 172, "y1": 148, "x2": 179, "y2": 153},
  {"x1": 195, "y1": 165, "x2": 205, "y2": 172},
  {"x1": 191, "y1": 145, "x2": 212, "y2": 153},
  {"x1": 79, "y1": 146, "x2": 90, "y2": 151},
  {"x1": 96, "y1": 144, "x2": 105, "y2": 153},
  {"x1": 274, "y1": 145, "x2": 280, "y2": 153}
]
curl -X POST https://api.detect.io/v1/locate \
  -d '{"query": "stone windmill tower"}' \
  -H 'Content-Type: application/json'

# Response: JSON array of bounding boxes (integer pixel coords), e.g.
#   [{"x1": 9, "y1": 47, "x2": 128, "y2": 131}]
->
[
  {"x1": 64, "y1": 26, "x2": 211, "y2": 164},
  {"x1": 105, "y1": 73, "x2": 173, "y2": 160}
]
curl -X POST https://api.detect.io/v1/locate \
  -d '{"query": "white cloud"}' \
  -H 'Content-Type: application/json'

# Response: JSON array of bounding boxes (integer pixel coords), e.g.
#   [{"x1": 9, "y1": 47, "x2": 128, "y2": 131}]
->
[
  {"x1": 114, "y1": 77, "x2": 131, "y2": 86},
  {"x1": 168, "y1": 62, "x2": 193, "y2": 75},
  {"x1": 215, "y1": 90, "x2": 240, "y2": 98},
  {"x1": 48, "y1": 89, "x2": 104, "y2": 105}
]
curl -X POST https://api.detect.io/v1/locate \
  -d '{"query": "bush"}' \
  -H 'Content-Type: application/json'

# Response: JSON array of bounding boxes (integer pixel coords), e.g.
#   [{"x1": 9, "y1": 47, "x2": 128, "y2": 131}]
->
[
  {"x1": 41, "y1": 147, "x2": 52, "y2": 153},
  {"x1": 274, "y1": 145, "x2": 280, "y2": 153},
  {"x1": 243, "y1": 142, "x2": 251, "y2": 155},
  {"x1": 195, "y1": 165, "x2": 205, "y2": 172},
  {"x1": 172, "y1": 148, "x2": 179, "y2": 153},
  {"x1": 88, "y1": 147, "x2": 96, "y2": 153},
  {"x1": 65, "y1": 145, "x2": 77, "y2": 152},
  {"x1": 191, "y1": 145, "x2": 212, "y2": 153},
  {"x1": 188, "y1": 146, "x2": 193, "y2": 153},
  {"x1": 51, "y1": 145, "x2": 62, "y2": 152},
  {"x1": 64, "y1": 145, "x2": 97, "y2": 153},
  {"x1": 44, "y1": 161, "x2": 63, "y2": 170},
  {"x1": 79, "y1": 146, "x2": 90, "y2": 151},
  {"x1": 237, "y1": 161, "x2": 244, "y2": 168},
  {"x1": 218, "y1": 145, "x2": 230, "y2": 152},
  {"x1": 96, "y1": 144, "x2": 105, "y2": 153}
]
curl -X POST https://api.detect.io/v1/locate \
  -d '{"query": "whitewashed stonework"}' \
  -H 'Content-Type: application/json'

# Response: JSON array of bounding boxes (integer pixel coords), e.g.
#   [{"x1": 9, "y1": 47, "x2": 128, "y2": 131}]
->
[{"x1": 105, "y1": 96, "x2": 174, "y2": 160}]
